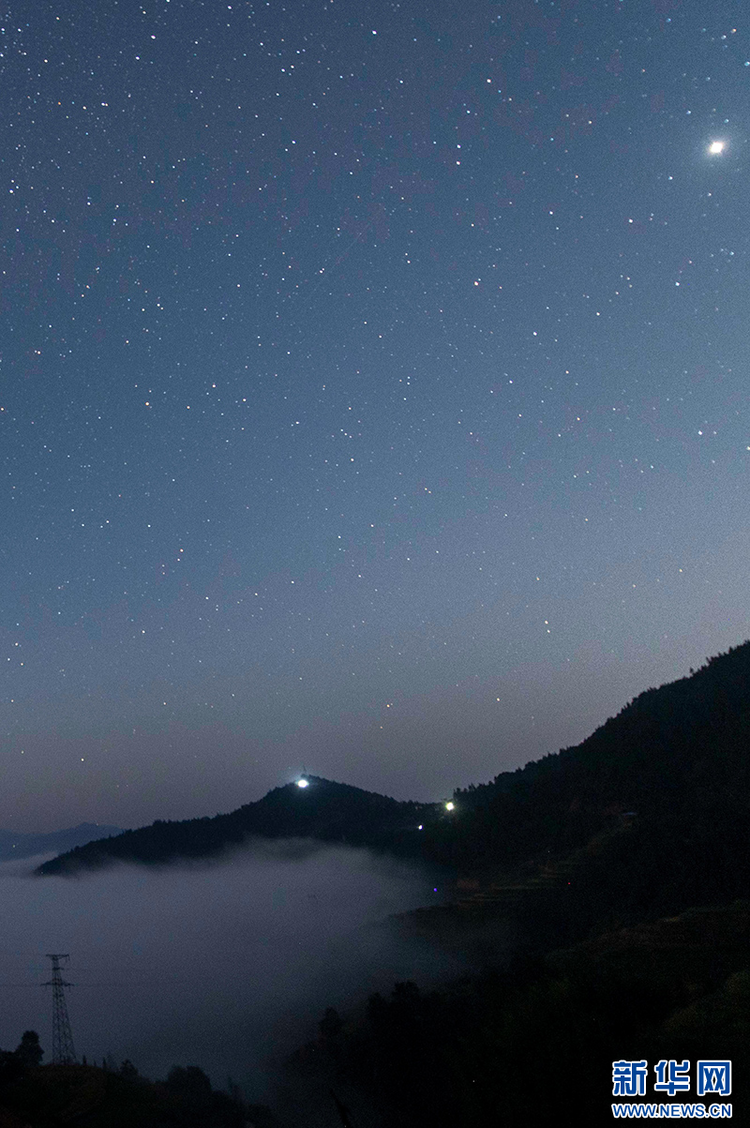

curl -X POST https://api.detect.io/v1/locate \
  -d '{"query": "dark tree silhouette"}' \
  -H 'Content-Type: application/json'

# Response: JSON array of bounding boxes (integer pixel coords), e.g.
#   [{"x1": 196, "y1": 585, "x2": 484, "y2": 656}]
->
[
  {"x1": 319, "y1": 1006, "x2": 343, "y2": 1041},
  {"x1": 166, "y1": 1064, "x2": 213, "y2": 1100},
  {"x1": 119, "y1": 1058, "x2": 139, "y2": 1080},
  {"x1": 14, "y1": 1030, "x2": 43, "y2": 1069}
]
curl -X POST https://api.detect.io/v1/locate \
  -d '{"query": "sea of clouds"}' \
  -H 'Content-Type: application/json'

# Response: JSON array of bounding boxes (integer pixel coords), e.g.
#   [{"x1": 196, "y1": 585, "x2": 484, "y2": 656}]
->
[{"x1": 0, "y1": 840, "x2": 459, "y2": 1102}]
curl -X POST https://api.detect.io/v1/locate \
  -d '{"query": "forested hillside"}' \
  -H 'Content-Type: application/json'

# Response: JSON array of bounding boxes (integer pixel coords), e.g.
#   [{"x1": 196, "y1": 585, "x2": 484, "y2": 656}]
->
[
  {"x1": 39, "y1": 642, "x2": 750, "y2": 922},
  {"x1": 37, "y1": 777, "x2": 433, "y2": 874}
]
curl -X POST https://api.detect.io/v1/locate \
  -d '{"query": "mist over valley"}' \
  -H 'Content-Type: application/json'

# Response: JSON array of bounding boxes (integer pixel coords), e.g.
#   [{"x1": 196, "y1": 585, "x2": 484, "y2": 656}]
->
[{"x1": 0, "y1": 841, "x2": 458, "y2": 1102}]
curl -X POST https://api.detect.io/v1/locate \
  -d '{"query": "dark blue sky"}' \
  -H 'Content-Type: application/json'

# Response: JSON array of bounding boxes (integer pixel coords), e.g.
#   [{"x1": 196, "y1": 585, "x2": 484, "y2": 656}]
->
[{"x1": 2, "y1": 0, "x2": 748, "y2": 829}]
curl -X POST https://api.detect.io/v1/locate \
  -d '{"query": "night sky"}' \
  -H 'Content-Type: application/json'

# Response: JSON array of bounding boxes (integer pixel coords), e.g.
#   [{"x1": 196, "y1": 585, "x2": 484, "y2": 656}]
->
[{"x1": 2, "y1": 0, "x2": 748, "y2": 831}]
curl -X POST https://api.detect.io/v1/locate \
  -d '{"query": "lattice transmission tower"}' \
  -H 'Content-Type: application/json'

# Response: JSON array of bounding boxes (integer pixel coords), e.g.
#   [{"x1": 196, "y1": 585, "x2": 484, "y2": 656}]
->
[{"x1": 42, "y1": 953, "x2": 77, "y2": 1065}]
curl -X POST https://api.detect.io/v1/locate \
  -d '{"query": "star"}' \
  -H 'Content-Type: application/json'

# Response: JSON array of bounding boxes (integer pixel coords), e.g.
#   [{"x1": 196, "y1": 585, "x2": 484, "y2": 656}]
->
[{"x1": 708, "y1": 140, "x2": 726, "y2": 155}]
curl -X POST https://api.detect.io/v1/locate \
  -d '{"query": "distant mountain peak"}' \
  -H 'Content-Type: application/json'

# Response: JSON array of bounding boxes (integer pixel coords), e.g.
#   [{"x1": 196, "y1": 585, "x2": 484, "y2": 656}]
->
[{"x1": 0, "y1": 823, "x2": 123, "y2": 863}]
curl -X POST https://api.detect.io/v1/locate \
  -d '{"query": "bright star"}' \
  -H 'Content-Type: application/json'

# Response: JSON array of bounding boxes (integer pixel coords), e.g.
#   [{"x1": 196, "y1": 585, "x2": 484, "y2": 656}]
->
[{"x1": 708, "y1": 140, "x2": 725, "y2": 155}]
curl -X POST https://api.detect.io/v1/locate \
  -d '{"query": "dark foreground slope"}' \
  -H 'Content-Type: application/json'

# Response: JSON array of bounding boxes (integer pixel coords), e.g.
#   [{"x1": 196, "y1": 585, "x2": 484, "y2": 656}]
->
[
  {"x1": 281, "y1": 902, "x2": 750, "y2": 1128},
  {"x1": 275, "y1": 644, "x2": 750, "y2": 1127},
  {"x1": 36, "y1": 777, "x2": 434, "y2": 875},
  {"x1": 0, "y1": 1060, "x2": 282, "y2": 1128}
]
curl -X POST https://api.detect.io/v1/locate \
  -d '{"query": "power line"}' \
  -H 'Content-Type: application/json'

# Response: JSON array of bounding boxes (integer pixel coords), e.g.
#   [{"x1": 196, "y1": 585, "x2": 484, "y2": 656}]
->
[{"x1": 42, "y1": 954, "x2": 76, "y2": 1065}]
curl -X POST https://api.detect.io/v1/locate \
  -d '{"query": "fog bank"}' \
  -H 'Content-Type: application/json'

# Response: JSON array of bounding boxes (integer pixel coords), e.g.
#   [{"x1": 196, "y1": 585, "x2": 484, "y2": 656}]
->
[{"x1": 0, "y1": 841, "x2": 457, "y2": 1099}]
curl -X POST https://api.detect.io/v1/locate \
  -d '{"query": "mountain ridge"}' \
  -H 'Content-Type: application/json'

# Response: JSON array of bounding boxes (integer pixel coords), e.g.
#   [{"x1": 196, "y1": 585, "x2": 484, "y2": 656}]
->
[
  {"x1": 0, "y1": 823, "x2": 124, "y2": 862},
  {"x1": 36, "y1": 776, "x2": 436, "y2": 875},
  {"x1": 36, "y1": 641, "x2": 750, "y2": 911}
]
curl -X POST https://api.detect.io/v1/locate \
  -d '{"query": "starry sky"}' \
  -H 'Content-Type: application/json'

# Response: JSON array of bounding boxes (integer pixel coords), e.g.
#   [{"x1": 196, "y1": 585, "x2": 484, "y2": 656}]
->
[{"x1": 1, "y1": 0, "x2": 749, "y2": 831}]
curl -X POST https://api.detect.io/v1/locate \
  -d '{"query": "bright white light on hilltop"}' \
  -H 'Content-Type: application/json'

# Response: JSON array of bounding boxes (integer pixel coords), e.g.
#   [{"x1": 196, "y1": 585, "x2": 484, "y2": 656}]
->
[
  {"x1": 708, "y1": 140, "x2": 725, "y2": 155},
  {"x1": 445, "y1": 801, "x2": 455, "y2": 811},
  {"x1": 296, "y1": 778, "x2": 309, "y2": 788}
]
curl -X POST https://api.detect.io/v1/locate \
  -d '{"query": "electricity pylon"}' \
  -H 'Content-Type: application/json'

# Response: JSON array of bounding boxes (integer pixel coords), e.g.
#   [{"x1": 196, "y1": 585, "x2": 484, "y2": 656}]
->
[{"x1": 42, "y1": 954, "x2": 76, "y2": 1064}]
